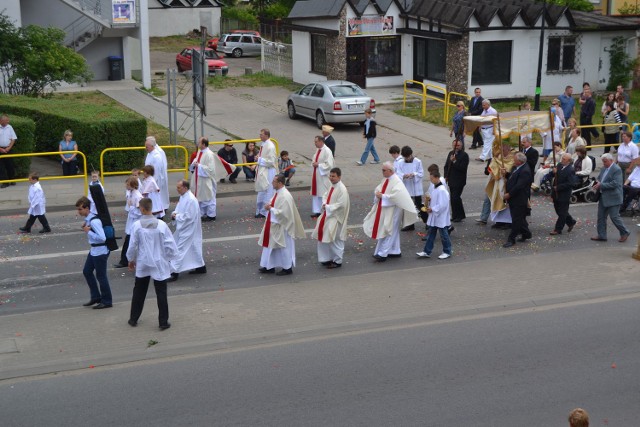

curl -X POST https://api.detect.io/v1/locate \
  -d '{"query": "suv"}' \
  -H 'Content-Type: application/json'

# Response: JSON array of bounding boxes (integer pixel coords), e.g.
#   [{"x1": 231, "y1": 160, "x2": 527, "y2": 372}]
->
[{"x1": 219, "y1": 34, "x2": 262, "y2": 58}]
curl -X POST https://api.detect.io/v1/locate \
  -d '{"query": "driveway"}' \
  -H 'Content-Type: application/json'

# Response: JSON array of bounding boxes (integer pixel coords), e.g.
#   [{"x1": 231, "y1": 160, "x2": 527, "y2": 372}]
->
[{"x1": 151, "y1": 50, "x2": 262, "y2": 77}]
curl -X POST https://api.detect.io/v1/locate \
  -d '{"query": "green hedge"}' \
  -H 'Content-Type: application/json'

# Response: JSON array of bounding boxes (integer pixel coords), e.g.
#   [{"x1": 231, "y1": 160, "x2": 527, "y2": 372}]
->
[
  {"x1": 0, "y1": 93, "x2": 147, "y2": 176},
  {"x1": 5, "y1": 116, "x2": 36, "y2": 177}
]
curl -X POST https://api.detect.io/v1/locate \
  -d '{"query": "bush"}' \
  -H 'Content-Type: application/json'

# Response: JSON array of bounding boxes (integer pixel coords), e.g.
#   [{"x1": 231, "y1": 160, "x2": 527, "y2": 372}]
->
[
  {"x1": 0, "y1": 93, "x2": 147, "y2": 175},
  {"x1": 5, "y1": 116, "x2": 36, "y2": 177}
]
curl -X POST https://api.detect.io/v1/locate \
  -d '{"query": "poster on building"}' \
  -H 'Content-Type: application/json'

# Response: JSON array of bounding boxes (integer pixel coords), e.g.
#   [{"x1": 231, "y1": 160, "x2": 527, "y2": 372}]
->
[
  {"x1": 348, "y1": 15, "x2": 395, "y2": 37},
  {"x1": 112, "y1": 0, "x2": 136, "y2": 24}
]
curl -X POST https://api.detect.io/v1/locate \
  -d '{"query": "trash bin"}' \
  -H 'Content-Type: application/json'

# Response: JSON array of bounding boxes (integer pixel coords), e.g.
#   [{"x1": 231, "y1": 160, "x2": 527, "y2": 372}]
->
[{"x1": 108, "y1": 56, "x2": 123, "y2": 81}]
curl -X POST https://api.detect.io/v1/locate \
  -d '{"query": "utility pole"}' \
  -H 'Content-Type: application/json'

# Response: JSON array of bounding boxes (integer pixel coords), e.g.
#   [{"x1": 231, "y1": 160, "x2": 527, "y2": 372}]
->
[{"x1": 534, "y1": 0, "x2": 547, "y2": 111}]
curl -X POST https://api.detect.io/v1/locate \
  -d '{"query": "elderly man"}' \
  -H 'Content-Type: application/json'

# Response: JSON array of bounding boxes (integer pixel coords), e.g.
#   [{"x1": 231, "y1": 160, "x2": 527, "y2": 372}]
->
[
  {"x1": 617, "y1": 131, "x2": 639, "y2": 183},
  {"x1": 310, "y1": 135, "x2": 335, "y2": 218},
  {"x1": 521, "y1": 135, "x2": 539, "y2": 176},
  {"x1": 144, "y1": 136, "x2": 169, "y2": 214},
  {"x1": 258, "y1": 174, "x2": 305, "y2": 276},
  {"x1": 363, "y1": 161, "x2": 417, "y2": 261},
  {"x1": 620, "y1": 164, "x2": 640, "y2": 215},
  {"x1": 591, "y1": 153, "x2": 630, "y2": 242},
  {"x1": 190, "y1": 137, "x2": 218, "y2": 222},
  {"x1": 477, "y1": 99, "x2": 497, "y2": 162},
  {"x1": 0, "y1": 114, "x2": 17, "y2": 188},
  {"x1": 503, "y1": 152, "x2": 532, "y2": 248},
  {"x1": 322, "y1": 125, "x2": 336, "y2": 156},
  {"x1": 312, "y1": 167, "x2": 350, "y2": 269},
  {"x1": 549, "y1": 153, "x2": 577, "y2": 235},
  {"x1": 255, "y1": 128, "x2": 278, "y2": 218},
  {"x1": 168, "y1": 180, "x2": 205, "y2": 282}
]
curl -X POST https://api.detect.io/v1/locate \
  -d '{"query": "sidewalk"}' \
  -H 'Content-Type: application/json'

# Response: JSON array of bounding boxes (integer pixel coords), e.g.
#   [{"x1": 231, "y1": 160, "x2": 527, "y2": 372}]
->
[{"x1": 1, "y1": 246, "x2": 639, "y2": 381}]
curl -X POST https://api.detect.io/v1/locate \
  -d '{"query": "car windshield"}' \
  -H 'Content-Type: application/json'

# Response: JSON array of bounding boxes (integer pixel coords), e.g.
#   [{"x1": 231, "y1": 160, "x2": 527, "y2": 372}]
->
[
  {"x1": 329, "y1": 85, "x2": 366, "y2": 98},
  {"x1": 203, "y1": 50, "x2": 220, "y2": 60}
]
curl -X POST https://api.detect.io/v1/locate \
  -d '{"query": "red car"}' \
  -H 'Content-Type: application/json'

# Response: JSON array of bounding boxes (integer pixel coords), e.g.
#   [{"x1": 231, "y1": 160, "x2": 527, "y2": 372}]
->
[
  {"x1": 207, "y1": 30, "x2": 260, "y2": 50},
  {"x1": 176, "y1": 47, "x2": 229, "y2": 76}
]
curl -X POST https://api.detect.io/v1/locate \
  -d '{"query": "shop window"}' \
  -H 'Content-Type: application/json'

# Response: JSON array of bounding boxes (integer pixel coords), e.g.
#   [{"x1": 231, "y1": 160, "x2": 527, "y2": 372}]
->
[
  {"x1": 366, "y1": 36, "x2": 401, "y2": 76},
  {"x1": 415, "y1": 38, "x2": 446, "y2": 82},
  {"x1": 547, "y1": 35, "x2": 580, "y2": 74},
  {"x1": 471, "y1": 41, "x2": 512, "y2": 85},
  {"x1": 311, "y1": 34, "x2": 327, "y2": 75}
]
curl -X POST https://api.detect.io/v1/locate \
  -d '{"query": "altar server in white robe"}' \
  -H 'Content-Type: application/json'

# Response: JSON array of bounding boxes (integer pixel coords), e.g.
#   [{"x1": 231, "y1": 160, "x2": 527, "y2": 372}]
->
[
  {"x1": 114, "y1": 176, "x2": 142, "y2": 268},
  {"x1": 144, "y1": 136, "x2": 170, "y2": 212},
  {"x1": 190, "y1": 137, "x2": 219, "y2": 221},
  {"x1": 258, "y1": 174, "x2": 306, "y2": 276},
  {"x1": 363, "y1": 161, "x2": 417, "y2": 261},
  {"x1": 255, "y1": 128, "x2": 278, "y2": 218},
  {"x1": 395, "y1": 145, "x2": 424, "y2": 231},
  {"x1": 310, "y1": 135, "x2": 335, "y2": 217},
  {"x1": 312, "y1": 167, "x2": 350, "y2": 269},
  {"x1": 168, "y1": 179, "x2": 206, "y2": 282},
  {"x1": 19, "y1": 172, "x2": 51, "y2": 233},
  {"x1": 417, "y1": 171, "x2": 452, "y2": 259}
]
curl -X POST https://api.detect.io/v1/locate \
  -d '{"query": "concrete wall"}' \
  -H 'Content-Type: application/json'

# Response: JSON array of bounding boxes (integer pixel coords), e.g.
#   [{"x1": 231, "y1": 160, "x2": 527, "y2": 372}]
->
[
  {"x1": 148, "y1": 6, "x2": 221, "y2": 37},
  {"x1": 82, "y1": 37, "x2": 124, "y2": 80},
  {"x1": 2, "y1": 0, "x2": 22, "y2": 25}
]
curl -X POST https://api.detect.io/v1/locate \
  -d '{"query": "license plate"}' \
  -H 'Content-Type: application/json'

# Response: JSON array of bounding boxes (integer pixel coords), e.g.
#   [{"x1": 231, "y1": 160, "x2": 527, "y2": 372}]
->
[{"x1": 348, "y1": 104, "x2": 364, "y2": 110}]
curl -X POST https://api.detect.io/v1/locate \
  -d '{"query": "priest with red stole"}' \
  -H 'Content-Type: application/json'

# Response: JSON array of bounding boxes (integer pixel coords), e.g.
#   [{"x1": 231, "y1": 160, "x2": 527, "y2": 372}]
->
[{"x1": 310, "y1": 135, "x2": 334, "y2": 218}]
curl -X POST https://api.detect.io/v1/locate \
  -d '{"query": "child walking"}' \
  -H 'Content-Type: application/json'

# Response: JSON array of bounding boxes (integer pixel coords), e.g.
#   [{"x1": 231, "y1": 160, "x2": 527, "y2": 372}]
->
[
  {"x1": 140, "y1": 165, "x2": 163, "y2": 217},
  {"x1": 114, "y1": 176, "x2": 143, "y2": 268},
  {"x1": 87, "y1": 170, "x2": 105, "y2": 215},
  {"x1": 19, "y1": 172, "x2": 51, "y2": 234}
]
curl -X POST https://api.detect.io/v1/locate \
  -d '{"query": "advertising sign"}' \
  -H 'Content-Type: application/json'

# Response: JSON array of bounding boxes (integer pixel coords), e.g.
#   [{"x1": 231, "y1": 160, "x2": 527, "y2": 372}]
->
[
  {"x1": 348, "y1": 15, "x2": 394, "y2": 37},
  {"x1": 112, "y1": 0, "x2": 136, "y2": 24}
]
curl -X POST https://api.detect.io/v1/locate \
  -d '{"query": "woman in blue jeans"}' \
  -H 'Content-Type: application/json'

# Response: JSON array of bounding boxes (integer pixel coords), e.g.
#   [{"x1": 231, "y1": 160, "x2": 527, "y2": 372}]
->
[{"x1": 242, "y1": 141, "x2": 259, "y2": 181}]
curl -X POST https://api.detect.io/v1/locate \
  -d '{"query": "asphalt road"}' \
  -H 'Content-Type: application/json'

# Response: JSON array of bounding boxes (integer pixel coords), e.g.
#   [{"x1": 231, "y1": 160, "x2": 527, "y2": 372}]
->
[{"x1": 1, "y1": 295, "x2": 638, "y2": 426}]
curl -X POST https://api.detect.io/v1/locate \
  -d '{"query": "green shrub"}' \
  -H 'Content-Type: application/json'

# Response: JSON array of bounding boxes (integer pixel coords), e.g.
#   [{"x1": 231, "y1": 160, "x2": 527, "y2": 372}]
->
[{"x1": 5, "y1": 116, "x2": 36, "y2": 177}]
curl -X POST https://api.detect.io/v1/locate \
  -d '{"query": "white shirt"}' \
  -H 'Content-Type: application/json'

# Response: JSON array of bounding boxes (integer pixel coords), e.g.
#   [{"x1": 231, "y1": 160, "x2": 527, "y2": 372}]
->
[
  {"x1": 0, "y1": 124, "x2": 17, "y2": 148},
  {"x1": 617, "y1": 142, "x2": 639, "y2": 163},
  {"x1": 627, "y1": 167, "x2": 640, "y2": 188},
  {"x1": 127, "y1": 215, "x2": 178, "y2": 281}
]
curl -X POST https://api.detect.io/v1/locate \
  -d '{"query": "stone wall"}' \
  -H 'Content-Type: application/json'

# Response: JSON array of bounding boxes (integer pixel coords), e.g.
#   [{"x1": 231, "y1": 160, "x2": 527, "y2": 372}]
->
[
  {"x1": 326, "y1": 7, "x2": 347, "y2": 80},
  {"x1": 446, "y1": 34, "x2": 469, "y2": 96}
]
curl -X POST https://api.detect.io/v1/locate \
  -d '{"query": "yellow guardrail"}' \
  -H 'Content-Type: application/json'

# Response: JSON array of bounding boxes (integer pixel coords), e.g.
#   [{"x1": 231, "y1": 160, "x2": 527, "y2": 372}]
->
[
  {"x1": 0, "y1": 150, "x2": 89, "y2": 193},
  {"x1": 100, "y1": 145, "x2": 190, "y2": 180},
  {"x1": 444, "y1": 91, "x2": 471, "y2": 124},
  {"x1": 571, "y1": 123, "x2": 632, "y2": 150},
  {"x1": 403, "y1": 80, "x2": 427, "y2": 117}
]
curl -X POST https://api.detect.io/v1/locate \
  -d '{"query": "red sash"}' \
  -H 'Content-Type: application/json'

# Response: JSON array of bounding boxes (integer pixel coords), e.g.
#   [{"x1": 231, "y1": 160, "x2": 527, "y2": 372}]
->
[
  {"x1": 193, "y1": 151, "x2": 203, "y2": 196},
  {"x1": 311, "y1": 149, "x2": 321, "y2": 196},
  {"x1": 371, "y1": 179, "x2": 389, "y2": 239},
  {"x1": 316, "y1": 186, "x2": 334, "y2": 242},
  {"x1": 218, "y1": 156, "x2": 234, "y2": 174},
  {"x1": 262, "y1": 192, "x2": 278, "y2": 248}
]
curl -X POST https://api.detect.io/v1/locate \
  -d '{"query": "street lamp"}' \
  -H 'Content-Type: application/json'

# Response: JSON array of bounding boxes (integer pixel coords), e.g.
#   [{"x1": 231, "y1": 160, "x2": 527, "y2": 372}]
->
[{"x1": 534, "y1": 0, "x2": 547, "y2": 111}]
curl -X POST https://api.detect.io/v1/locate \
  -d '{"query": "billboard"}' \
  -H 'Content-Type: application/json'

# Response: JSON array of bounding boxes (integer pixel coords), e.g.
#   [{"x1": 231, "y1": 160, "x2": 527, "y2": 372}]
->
[{"x1": 112, "y1": 0, "x2": 136, "y2": 24}]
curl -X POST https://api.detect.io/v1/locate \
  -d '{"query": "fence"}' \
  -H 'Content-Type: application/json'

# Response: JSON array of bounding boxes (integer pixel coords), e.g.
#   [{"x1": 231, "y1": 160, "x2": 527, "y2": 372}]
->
[
  {"x1": 0, "y1": 151, "x2": 89, "y2": 193},
  {"x1": 261, "y1": 39, "x2": 292, "y2": 79},
  {"x1": 99, "y1": 146, "x2": 190, "y2": 180}
]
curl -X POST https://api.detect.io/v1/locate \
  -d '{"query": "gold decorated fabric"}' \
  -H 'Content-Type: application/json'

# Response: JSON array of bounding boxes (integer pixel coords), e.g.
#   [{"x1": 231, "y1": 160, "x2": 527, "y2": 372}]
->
[
  {"x1": 463, "y1": 110, "x2": 554, "y2": 138},
  {"x1": 485, "y1": 150, "x2": 516, "y2": 213}
]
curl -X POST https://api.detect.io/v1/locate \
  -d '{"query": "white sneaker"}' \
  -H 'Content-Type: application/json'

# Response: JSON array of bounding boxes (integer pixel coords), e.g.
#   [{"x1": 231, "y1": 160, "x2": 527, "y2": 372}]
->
[
  {"x1": 438, "y1": 253, "x2": 451, "y2": 260},
  {"x1": 369, "y1": 160, "x2": 380, "y2": 164},
  {"x1": 416, "y1": 252, "x2": 430, "y2": 258},
  {"x1": 355, "y1": 161, "x2": 364, "y2": 166}
]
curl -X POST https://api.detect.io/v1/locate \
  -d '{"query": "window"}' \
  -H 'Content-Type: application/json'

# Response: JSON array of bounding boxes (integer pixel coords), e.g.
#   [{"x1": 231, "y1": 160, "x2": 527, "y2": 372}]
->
[
  {"x1": 366, "y1": 36, "x2": 401, "y2": 76},
  {"x1": 414, "y1": 38, "x2": 446, "y2": 82},
  {"x1": 311, "y1": 34, "x2": 327, "y2": 75},
  {"x1": 311, "y1": 85, "x2": 325, "y2": 97},
  {"x1": 471, "y1": 41, "x2": 512, "y2": 85},
  {"x1": 547, "y1": 35, "x2": 579, "y2": 74}
]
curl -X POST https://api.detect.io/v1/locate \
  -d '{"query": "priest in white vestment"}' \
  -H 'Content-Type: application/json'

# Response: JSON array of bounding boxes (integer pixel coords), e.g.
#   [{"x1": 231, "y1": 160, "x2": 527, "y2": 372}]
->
[
  {"x1": 190, "y1": 137, "x2": 219, "y2": 221},
  {"x1": 168, "y1": 179, "x2": 206, "y2": 281},
  {"x1": 363, "y1": 161, "x2": 417, "y2": 261},
  {"x1": 144, "y1": 136, "x2": 170, "y2": 212},
  {"x1": 258, "y1": 174, "x2": 306, "y2": 276},
  {"x1": 311, "y1": 167, "x2": 350, "y2": 268},
  {"x1": 310, "y1": 135, "x2": 335, "y2": 217},
  {"x1": 255, "y1": 128, "x2": 278, "y2": 218}
]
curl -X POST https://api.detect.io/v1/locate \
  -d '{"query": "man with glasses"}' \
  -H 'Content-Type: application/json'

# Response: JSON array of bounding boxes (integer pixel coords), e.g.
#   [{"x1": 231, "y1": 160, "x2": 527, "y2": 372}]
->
[{"x1": 217, "y1": 141, "x2": 241, "y2": 184}]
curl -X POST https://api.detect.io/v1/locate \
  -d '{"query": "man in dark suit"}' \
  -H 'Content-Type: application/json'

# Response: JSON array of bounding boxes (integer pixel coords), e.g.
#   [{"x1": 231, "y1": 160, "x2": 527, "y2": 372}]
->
[
  {"x1": 591, "y1": 153, "x2": 630, "y2": 242},
  {"x1": 503, "y1": 152, "x2": 532, "y2": 248},
  {"x1": 468, "y1": 87, "x2": 484, "y2": 149},
  {"x1": 521, "y1": 136, "x2": 539, "y2": 180},
  {"x1": 322, "y1": 125, "x2": 336, "y2": 157},
  {"x1": 549, "y1": 153, "x2": 577, "y2": 235},
  {"x1": 444, "y1": 139, "x2": 469, "y2": 222}
]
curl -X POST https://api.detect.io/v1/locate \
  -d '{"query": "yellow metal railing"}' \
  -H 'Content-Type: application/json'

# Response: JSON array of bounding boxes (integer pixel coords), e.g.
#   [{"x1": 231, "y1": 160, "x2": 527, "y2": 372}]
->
[
  {"x1": 444, "y1": 91, "x2": 471, "y2": 124},
  {"x1": 569, "y1": 123, "x2": 632, "y2": 150},
  {"x1": 0, "y1": 150, "x2": 89, "y2": 193},
  {"x1": 100, "y1": 145, "x2": 190, "y2": 180},
  {"x1": 403, "y1": 80, "x2": 427, "y2": 117}
]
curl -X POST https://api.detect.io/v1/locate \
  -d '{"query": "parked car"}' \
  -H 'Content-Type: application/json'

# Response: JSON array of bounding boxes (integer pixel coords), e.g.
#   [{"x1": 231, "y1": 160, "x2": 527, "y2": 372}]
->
[
  {"x1": 176, "y1": 47, "x2": 229, "y2": 76},
  {"x1": 219, "y1": 33, "x2": 262, "y2": 58},
  {"x1": 287, "y1": 81, "x2": 376, "y2": 128},
  {"x1": 207, "y1": 31, "x2": 260, "y2": 51}
]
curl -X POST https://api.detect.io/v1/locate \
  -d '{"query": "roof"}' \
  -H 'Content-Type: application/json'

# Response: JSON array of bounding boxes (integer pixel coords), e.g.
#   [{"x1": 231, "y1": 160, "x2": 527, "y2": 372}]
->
[{"x1": 288, "y1": 0, "x2": 399, "y2": 19}]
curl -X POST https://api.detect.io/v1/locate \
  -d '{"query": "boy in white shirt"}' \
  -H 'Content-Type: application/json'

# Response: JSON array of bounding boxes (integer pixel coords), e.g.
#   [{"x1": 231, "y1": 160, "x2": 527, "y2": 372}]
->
[{"x1": 19, "y1": 172, "x2": 51, "y2": 233}]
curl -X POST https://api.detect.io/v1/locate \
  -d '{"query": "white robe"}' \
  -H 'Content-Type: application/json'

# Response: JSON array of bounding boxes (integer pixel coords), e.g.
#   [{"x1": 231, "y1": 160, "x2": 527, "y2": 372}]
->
[
  {"x1": 145, "y1": 147, "x2": 170, "y2": 210},
  {"x1": 190, "y1": 147, "x2": 218, "y2": 217},
  {"x1": 395, "y1": 157, "x2": 425, "y2": 197},
  {"x1": 255, "y1": 139, "x2": 277, "y2": 216},
  {"x1": 27, "y1": 182, "x2": 46, "y2": 216},
  {"x1": 141, "y1": 176, "x2": 162, "y2": 214},
  {"x1": 427, "y1": 184, "x2": 451, "y2": 228},
  {"x1": 312, "y1": 181, "x2": 350, "y2": 264},
  {"x1": 171, "y1": 190, "x2": 205, "y2": 273},
  {"x1": 310, "y1": 144, "x2": 334, "y2": 213},
  {"x1": 125, "y1": 189, "x2": 142, "y2": 235},
  {"x1": 126, "y1": 216, "x2": 178, "y2": 281}
]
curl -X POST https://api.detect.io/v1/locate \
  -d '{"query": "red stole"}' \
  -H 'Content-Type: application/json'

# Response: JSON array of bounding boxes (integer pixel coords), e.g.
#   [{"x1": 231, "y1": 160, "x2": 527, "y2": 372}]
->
[
  {"x1": 371, "y1": 179, "x2": 389, "y2": 239},
  {"x1": 311, "y1": 149, "x2": 321, "y2": 196},
  {"x1": 193, "y1": 151, "x2": 204, "y2": 196},
  {"x1": 262, "y1": 192, "x2": 278, "y2": 247},
  {"x1": 316, "y1": 186, "x2": 334, "y2": 241},
  {"x1": 218, "y1": 156, "x2": 234, "y2": 174}
]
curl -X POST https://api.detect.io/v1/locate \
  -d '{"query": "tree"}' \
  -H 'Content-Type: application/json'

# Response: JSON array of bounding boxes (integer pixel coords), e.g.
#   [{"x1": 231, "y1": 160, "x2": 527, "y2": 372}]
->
[
  {"x1": 607, "y1": 36, "x2": 638, "y2": 91},
  {"x1": 618, "y1": 2, "x2": 640, "y2": 14},
  {"x1": 547, "y1": 0, "x2": 594, "y2": 12},
  {"x1": 0, "y1": 13, "x2": 92, "y2": 97}
]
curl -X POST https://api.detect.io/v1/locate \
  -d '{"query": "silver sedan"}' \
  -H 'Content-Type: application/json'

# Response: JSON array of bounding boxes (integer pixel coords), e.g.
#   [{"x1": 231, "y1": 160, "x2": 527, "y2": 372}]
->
[{"x1": 287, "y1": 81, "x2": 376, "y2": 129}]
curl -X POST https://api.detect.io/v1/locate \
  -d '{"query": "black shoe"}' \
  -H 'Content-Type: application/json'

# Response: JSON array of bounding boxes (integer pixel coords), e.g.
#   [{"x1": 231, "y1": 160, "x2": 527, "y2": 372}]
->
[
  {"x1": 229, "y1": 178, "x2": 237, "y2": 184},
  {"x1": 255, "y1": 214, "x2": 266, "y2": 219},
  {"x1": 258, "y1": 267, "x2": 275, "y2": 273},
  {"x1": 310, "y1": 213, "x2": 321, "y2": 218},
  {"x1": 421, "y1": 236, "x2": 428, "y2": 241},
  {"x1": 189, "y1": 266, "x2": 207, "y2": 274},
  {"x1": 93, "y1": 303, "x2": 112, "y2": 309},
  {"x1": 451, "y1": 218, "x2": 464, "y2": 223},
  {"x1": 567, "y1": 223, "x2": 576, "y2": 233},
  {"x1": 469, "y1": 145, "x2": 477, "y2": 150},
  {"x1": 18, "y1": 227, "x2": 30, "y2": 233},
  {"x1": 401, "y1": 224, "x2": 415, "y2": 231},
  {"x1": 327, "y1": 262, "x2": 342, "y2": 269},
  {"x1": 448, "y1": 226, "x2": 455, "y2": 234},
  {"x1": 201, "y1": 216, "x2": 216, "y2": 222},
  {"x1": 387, "y1": 253, "x2": 402, "y2": 258},
  {"x1": 167, "y1": 273, "x2": 179, "y2": 282},
  {"x1": 276, "y1": 268, "x2": 293, "y2": 276},
  {"x1": 39, "y1": 228, "x2": 51, "y2": 234},
  {"x1": 0, "y1": 183, "x2": 9, "y2": 188},
  {"x1": 220, "y1": 179, "x2": 225, "y2": 183},
  {"x1": 320, "y1": 261, "x2": 332, "y2": 266},
  {"x1": 502, "y1": 241, "x2": 515, "y2": 248},
  {"x1": 128, "y1": 319, "x2": 137, "y2": 327},
  {"x1": 373, "y1": 254, "x2": 387, "y2": 262},
  {"x1": 113, "y1": 262, "x2": 128, "y2": 268},
  {"x1": 518, "y1": 234, "x2": 532, "y2": 242},
  {"x1": 83, "y1": 298, "x2": 101, "y2": 307},
  {"x1": 159, "y1": 323, "x2": 171, "y2": 330}
]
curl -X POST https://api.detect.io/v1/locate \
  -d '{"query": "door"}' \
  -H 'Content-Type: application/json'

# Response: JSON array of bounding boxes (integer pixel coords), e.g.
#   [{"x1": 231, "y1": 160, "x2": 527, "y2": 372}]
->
[
  {"x1": 413, "y1": 37, "x2": 427, "y2": 83},
  {"x1": 346, "y1": 38, "x2": 366, "y2": 88}
]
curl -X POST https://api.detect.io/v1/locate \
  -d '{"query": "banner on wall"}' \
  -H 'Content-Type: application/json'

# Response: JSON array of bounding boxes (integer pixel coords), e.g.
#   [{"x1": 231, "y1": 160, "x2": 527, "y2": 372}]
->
[
  {"x1": 112, "y1": 0, "x2": 136, "y2": 24},
  {"x1": 348, "y1": 15, "x2": 395, "y2": 37}
]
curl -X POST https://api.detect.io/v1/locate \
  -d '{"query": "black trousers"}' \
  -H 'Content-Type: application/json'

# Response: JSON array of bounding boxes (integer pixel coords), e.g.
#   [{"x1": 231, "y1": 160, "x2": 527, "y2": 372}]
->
[
  {"x1": 449, "y1": 185, "x2": 466, "y2": 221},
  {"x1": 471, "y1": 129, "x2": 483, "y2": 147},
  {"x1": 119, "y1": 234, "x2": 130, "y2": 265},
  {"x1": 0, "y1": 156, "x2": 15, "y2": 180},
  {"x1": 553, "y1": 199, "x2": 575, "y2": 232},
  {"x1": 24, "y1": 214, "x2": 50, "y2": 231},
  {"x1": 508, "y1": 205, "x2": 531, "y2": 242},
  {"x1": 621, "y1": 185, "x2": 640, "y2": 211},
  {"x1": 61, "y1": 160, "x2": 78, "y2": 176},
  {"x1": 130, "y1": 276, "x2": 169, "y2": 326}
]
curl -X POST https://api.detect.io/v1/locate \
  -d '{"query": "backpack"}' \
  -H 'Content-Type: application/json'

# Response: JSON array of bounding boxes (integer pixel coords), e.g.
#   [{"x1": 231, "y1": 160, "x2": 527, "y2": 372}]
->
[{"x1": 90, "y1": 217, "x2": 119, "y2": 251}]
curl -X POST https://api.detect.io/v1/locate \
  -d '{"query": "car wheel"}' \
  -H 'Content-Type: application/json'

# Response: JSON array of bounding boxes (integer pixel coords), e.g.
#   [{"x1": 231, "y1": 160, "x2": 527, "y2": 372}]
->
[
  {"x1": 316, "y1": 111, "x2": 326, "y2": 129},
  {"x1": 176, "y1": 62, "x2": 183, "y2": 72},
  {"x1": 569, "y1": 194, "x2": 578, "y2": 204},
  {"x1": 232, "y1": 48, "x2": 242, "y2": 58},
  {"x1": 287, "y1": 102, "x2": 298, "y2": 120}
]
